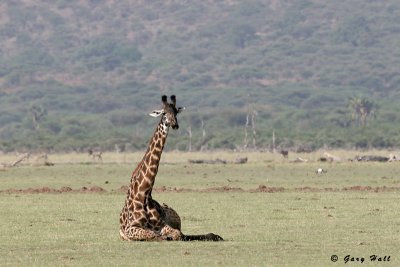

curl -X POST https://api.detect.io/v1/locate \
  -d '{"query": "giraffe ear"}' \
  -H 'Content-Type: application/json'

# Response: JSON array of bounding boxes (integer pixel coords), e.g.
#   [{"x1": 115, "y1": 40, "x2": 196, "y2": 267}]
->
[
  {"x1": 161, "y1": 95, "x2": 168, "y2": 107},
  {"x1": 177, "y1": 106, "x2": 185, "y2": 113},
  {"x1": 149, "y1": 109, "x2": 164, "y2": 117}
]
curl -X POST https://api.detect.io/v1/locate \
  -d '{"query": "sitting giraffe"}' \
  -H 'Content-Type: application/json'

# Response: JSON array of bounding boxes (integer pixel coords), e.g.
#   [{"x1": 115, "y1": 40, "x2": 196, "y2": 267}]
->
[{"x1": 119, "y1": 95, "x2": 223, "y2": 241}]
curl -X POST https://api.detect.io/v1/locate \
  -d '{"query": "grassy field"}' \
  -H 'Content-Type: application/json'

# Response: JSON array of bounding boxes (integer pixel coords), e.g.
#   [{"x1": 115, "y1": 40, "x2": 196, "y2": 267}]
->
[{"x1": 0, "y1": 151, "x2": 399, "y2": 266}]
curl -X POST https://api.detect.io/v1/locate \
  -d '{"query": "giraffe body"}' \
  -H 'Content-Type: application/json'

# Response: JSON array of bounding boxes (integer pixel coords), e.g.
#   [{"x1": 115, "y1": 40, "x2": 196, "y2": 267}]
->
[{"x1": 119, "y1": 95, "x2": 222, "y2": 241}]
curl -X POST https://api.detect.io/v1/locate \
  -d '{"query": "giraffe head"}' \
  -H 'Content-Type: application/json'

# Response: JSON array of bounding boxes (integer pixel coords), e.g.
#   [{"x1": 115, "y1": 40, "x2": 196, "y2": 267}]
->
[{"x1": 149, "y1": 95, "x2": 184, "y2": 130}]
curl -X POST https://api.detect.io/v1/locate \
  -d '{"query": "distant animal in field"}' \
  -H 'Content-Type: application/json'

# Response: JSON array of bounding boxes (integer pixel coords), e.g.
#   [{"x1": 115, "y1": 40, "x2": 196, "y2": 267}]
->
[
  {"x1": 11, "y1": 152, "x2": 30, "y2": 167},
  {"x1": 35, "y1": 153, "x2": 48, "y2": 161},
  {"x1": 354, "y1": 155, "x2": 389, "y2": 162},
  {"x1": 315, "y1": 168, "x2": 327, "y2": 174},
  {"x1": 291, "y1": 157, "x2": 308, "y2": 163},
  {"x1": 279, "y1": 149, "x2": 289, "y2": 158},
  {"x1": 320, "y1": 152, "x2": 341, "y2": 162},
  {"x1": 88, "y1": 149, "x2": 102, "y2": 161},
  {"x1": 388, "y1": 154, "x2": 399, "y2": 162}
]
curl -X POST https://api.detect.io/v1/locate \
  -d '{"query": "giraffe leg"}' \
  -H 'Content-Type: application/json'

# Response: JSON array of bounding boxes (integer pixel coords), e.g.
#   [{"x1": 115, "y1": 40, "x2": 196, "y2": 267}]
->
[
  {"x1": 120, "y1": 225, "x2": 169, "y2": 241},
  {"x1": 160, "y1": 203, "x2": 223, "y2": 241},
  {"x1": 162, "y1": 203, "x2": 181, "y2": 230},
  {"x1": 160, "y1": 225, "x2": 183, "y2": 241},
  {"x1": 182, "y1": 232, "x2": 224, "y2": 241}
]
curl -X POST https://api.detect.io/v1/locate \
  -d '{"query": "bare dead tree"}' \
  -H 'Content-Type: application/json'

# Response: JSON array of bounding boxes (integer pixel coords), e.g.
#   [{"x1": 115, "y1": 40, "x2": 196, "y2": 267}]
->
[
  {"x1": 244, "y1": 108, "x2": 257, "y2": 150},
  {"x1": 30, "y1": 105, "x2": 47, "y2": 130},
  {"x1": 251, "y1": 110, "x2": 257, "y2": 149},
  {"x1": 272, "y1": 129, "x2": 276, "y2": 153},
  {"x1": 201, "y1": 118, "x2": 206, "y2": 143},
  {"x1": 187, "y1": 124, "x2": 192, "y2": 152},
  {"x1": 243, "y1": 113, "x2": 249, "y2": 149},
  {"x1": 200, "y1": 118, "x2": 208, "y2": 151}
]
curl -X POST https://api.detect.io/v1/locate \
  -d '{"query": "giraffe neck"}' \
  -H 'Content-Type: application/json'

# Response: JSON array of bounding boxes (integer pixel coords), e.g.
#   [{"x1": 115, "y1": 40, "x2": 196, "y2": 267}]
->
[{"x1": 129, "y1": 120, "x2": 169, "y2": 200}]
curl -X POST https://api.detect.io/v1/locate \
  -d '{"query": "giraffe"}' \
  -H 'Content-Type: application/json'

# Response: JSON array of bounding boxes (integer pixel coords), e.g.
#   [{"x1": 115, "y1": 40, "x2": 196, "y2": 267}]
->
[{"x1": 119, "y1": 95, "x2": 223, "y2": 241}]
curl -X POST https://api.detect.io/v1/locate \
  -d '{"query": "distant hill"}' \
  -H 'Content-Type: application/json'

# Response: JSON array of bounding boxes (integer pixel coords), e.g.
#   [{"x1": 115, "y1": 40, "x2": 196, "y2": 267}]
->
[{"x1": 1, "y1": 0, "x2": 400, "y2": 152}]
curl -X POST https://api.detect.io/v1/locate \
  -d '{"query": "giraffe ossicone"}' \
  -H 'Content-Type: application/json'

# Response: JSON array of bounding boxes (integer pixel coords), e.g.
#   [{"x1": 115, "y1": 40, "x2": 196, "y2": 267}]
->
[{"x1": 119, "y1": 95, "x2": 223, "y2": 241}]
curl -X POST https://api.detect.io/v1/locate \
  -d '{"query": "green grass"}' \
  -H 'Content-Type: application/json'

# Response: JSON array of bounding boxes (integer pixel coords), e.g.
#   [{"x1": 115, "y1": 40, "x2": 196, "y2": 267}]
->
[{"x1": 1, "y1": 151, "x2": 400, "y2": 266}]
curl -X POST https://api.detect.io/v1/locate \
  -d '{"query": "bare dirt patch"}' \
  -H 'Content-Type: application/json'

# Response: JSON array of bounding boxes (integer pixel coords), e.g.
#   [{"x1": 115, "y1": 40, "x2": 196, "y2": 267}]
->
[
  {"x1": 342, "y1": 186, "x2": 400, "y2": 192},
  {"x1": 202, "y1": 186, "x2": 245, "y2": 193},
  {"x1": 295, "y1": 186, "x2": 400, "y2": 193},
  {"x1": 250, "y1": 185, "x2": 285, "y2": 193},
  {"x1": 2, "y1": 185, "x2": 400, "y2": 194},
  {"x1": 295, "y1": 187, "x2": 340, "y2": 192},
  {"x1": 1, "y1": 186, "x2": 106, "y2": 194}
]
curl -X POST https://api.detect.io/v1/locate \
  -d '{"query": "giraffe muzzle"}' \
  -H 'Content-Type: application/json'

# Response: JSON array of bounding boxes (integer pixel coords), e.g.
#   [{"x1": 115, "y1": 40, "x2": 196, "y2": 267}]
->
[{"x1": 172, "y1": 124, "x2": 179, "y2": 130}]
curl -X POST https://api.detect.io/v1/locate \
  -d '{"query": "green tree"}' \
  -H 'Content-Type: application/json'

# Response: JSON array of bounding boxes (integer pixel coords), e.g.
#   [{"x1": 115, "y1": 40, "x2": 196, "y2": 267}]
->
[{"x1": 231, "y1": 24, "x2": 256, "y2": 48}]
